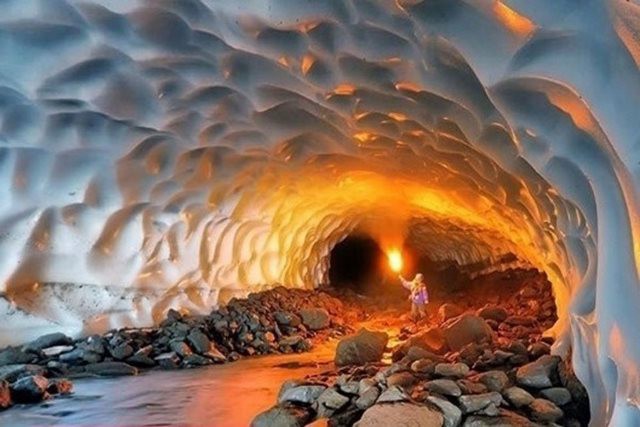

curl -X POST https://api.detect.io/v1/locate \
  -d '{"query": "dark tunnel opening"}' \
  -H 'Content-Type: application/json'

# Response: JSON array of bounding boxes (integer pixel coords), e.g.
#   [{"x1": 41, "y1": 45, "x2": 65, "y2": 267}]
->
[{"x1": 328, "y1": 235, "x2": 384, "y2": 294}]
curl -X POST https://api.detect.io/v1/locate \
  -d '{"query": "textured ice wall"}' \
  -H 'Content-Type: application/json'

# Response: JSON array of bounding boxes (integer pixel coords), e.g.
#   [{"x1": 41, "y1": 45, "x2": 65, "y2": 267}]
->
[{"x1": 0, "y1": 0, "x2": 639, "y2": 424}]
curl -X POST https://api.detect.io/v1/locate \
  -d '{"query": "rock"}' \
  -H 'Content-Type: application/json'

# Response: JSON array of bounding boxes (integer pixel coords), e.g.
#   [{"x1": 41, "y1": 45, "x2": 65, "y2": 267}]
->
[
  {"x1": 411, "y1": 359, "x2": 436, "y2": 375},
  {"x1": 458, "y1": 392, "x2": 503, "y2": 414},
  {"x1": 355, "y1": 386, "x2": 380, "y2": 409},
  {"x1": 127, "y1": 353, "x2": 156, "y2": 367},
  {"x1": 170, "y1": 340, "x2": 193, "y2": 357},
  {"x1": 528, "y1": 342, "x2": 551, "y2": 359},
  {"x1": 10, "y1": 375, "x2": 49, "y2": 403},
  {"x1": 478, "y1": 403, "x2": 500, "y2": 416},
  {"x1": 79, "y1": 336, "x2": 105, "y2": 355},
  {"x1": 405, "y1": 346, "x2": 444, "y2": 363},
  {"x1": 377, "y1": 385, "x2": 410, "y2": 403},
  {"x1": 109, "y1": 343, "x2": 134, "y2": 360},
  {"x1": 183, "y1": 354, "x2": 212, "y2": 367},
  {"x1": 46, "y1": 378, "x2": 73, "y2": 395},
  {"x1": 442, "y1": 315, "x2": 493, "y2": 351},
  {"x1": 387, "y1": 372, "x2": 417, "y2": 389},
  {"x1": 457, "y1": 379, "x2": 487, "y2": 395},
  {"x1": 85, "y1": 361, "x2": 138, "y2": 376},
  {"x1": 355, "y1": 402, "x2": 444, "y2": 427},
  {"x1": 438, "y1": 303, "x2": 464, "y2": 322},
  {"x1": 0, "y1": 347, "x2": 36, "y2": 366},
  {"x1": 42, "y1": 345, "x2": 74, "y2": 358},
  {"x1": 427, "y1": 395, "x2": 462, "y2": 427},
  {"x1": 0, "y1": 380, "x2": 11, "y2": 409},
  {"x1": 251, "y1": 404, "x2": 313, "y2": 427},
  {"x1": 399, "y1": 328, "x2": 447, "y2": 356},
  {"x1": 328, "y1": 406, "x2": 365, "y2": 427},
  {"x1": 0, "y1": 364, "x2": 45, "y2": 383},
  {"x1": 502, "y1": 386, "x2": 534, "y2": 408},
  {"x1": 426, "y1": 379, "x2": 462, "y2": 397},
  {"x1": 24, "y1": 333, "x2": 73, "y2": 353},
  {"x1": 338, "y1": 380, "x2": 360, "y2": 395},
  {"x1": 274, "y1": 311, "x2": 301, "y2": 327},
  {"x1": 529, "y1": 398, "x2": 563, "y2": 422},
  {"x1": 315, "y1": 387, "x2": 350, "y2": 417},
  {"x1": 463, "y1": 410, "x2": 535, "y2": 426},
  {"x1": 435, "y1": 362, "x2": 469, "y2": 379},
  {"x1": 477, "y1": 306, "x2": 508, "y2": 323},
  {"x1": 278, "y1": 382, "x2": 326, "y2": 405},
  {"x1": 299, "y1": 308, "x2": 330, "y2": 330},
  {"x1": 516, "y1": 355, "x2": 561, "y2": 388},
  {"x1": 59, "y1": 348, "x2": 102, "y2": 364},
  {"x1": 473, "y1": 371, "x2": 509, "y2": 392},
  {"x1": 540, "y1": 387, "x2": 572, "y2": 406},
  {"x1": 335, "y1": 329, "x2": 388, "y2": 366},
  {"x1": 205, "y1": 343, "x2": 227, "y2": 362},
  {"x1": 187, "y1": 330, "x2": 211, "y2": 354}
]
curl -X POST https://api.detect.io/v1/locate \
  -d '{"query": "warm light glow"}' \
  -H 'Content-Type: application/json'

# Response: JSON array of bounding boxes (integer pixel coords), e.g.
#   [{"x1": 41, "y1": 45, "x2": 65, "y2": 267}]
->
[{"x1": 388, "y1": 249, "x2": 403, "y2": 272}]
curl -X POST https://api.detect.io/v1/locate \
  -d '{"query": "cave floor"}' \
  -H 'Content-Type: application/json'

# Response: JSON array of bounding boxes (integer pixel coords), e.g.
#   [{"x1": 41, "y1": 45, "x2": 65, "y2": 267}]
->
[{"x1": 0, "y1": 269, "x2": 553, "y2": 426}]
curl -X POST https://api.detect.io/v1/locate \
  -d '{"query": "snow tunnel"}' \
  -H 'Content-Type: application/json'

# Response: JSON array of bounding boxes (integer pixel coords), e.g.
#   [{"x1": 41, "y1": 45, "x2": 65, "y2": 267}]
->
[{"x1": 0, "y1": 0, "x2": 639, "y2": 425}]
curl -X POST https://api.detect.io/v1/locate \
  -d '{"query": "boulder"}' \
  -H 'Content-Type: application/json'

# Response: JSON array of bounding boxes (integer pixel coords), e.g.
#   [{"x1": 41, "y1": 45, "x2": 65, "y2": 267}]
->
[
  {"x1": 315, "y1": 387, "x2": 350, "y2": 418},
  {"x1": 251, "y1": 404, "x2": 314, "y2": 427},
  {"x1": 426, "y1": 379, "x2": 461, "y2": 397},
  {"x1": 0, "y1": 364, "x2": 45, "y2": 383},
  {"x1": 462, "y1": 410, "x2": 535, "y2": 426},
  {"x1": 278, "y1": 381, "x2": 326, "y2": 405},
  {"x1": 355, "y1": 403, "x2": 444, "y2": 427},
  {"x1": 187, "y1": 330, "x2": 211, "y2": 354},
  {"x1": 516, "y1": 355, "x2": 560, "y2": 388},
  {"x1": 42, "y1": 345, "x2": 74, "y2": 358},
  {"x1": 109, "y1": 343, "x2": 134, "y2": 360},
  {"x1": 299, "y1": 308, "x2": 330, "y2": 330},
  {"x1": 442, "y1": 315, "x2": 493, "y2": 351},
  {"x1": 10, "y1": 375, "x2": 49, "y2": 403},
  {"x1": 540, "y1": 387, "x2": 572, "y2": 406},
  {"x1": 411, "y1": 359, "x2": 436, "y2": 375},
  {"x1": 456, "y1": 379, "x2": 487, "y2": 395},
  {"x1": 46, "y1": 378, "x2": 73, "y2": 395},
  {"x1": 335, "y1": 329, "x2": 388, "y2": 366},
  {"x1": 427, "y1": 395, "x2": 462, "y2": 427},
  {"x1": 398, "y1": 328, "x2": 447, "y2": 356},
  {"x1": 0, "y1": 347, "x2": 36, "y2": 366},
  {"x1": 355, "y1": 386, "x2": 380, "y2": 410},
  {"x1": 458, "y1": 392, "x2": 503, "y2": 414},
  {"x1": 473, "y1": 371, "x2": 509, "y2": 392},
  {"x1": 502, "y1": 386, "x2": 534, "y2": 408},
  {"x1": 377, "y1": 385, "x2": 410, "y2": 403},
  {"x1": 435, "y1": 362, "x2": 469, "y2": 379},
  {"x1": 387, "y1": 372, "x2": 417, "y2": 389},
  {"x1": 438, "y1": 303, "x2": 464, "y2": 322},
  {"x1": 84, "y1": 361, "x2": 138, "y2": 376},
  {"x1": 529, "y1": 398, "x2": 563, "y2": 422},
  {"x1": 24, "y1": 333, "x2": 73, "y2": 353}
]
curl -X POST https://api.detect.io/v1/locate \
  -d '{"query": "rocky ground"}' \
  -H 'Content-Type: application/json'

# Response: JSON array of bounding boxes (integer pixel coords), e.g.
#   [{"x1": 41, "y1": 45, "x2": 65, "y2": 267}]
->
[
  {"x1": 0, "y1": 287, "x2": 361, "y2": 412},
  {"x1": 253, "y1": 269, "x2": 590, "y2": 427}
]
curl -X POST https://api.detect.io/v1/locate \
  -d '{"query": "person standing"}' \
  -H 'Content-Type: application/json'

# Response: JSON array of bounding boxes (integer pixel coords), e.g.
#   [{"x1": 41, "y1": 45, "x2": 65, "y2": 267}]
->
[{"x1": 399, "y1": 273, "x2": 429, "y2": 321}]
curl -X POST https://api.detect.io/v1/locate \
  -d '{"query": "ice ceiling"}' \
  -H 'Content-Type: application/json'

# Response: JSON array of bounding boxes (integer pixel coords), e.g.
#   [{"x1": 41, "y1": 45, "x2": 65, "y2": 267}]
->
[{"x1": 0, "y1": 0, "x2": 639, "y2": 424}]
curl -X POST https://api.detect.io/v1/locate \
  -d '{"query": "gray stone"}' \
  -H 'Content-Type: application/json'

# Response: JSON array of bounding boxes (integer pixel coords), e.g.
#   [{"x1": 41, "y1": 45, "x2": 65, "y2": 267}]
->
[
  {"x1": 182, "y1": 354, "x2": 212, "y2": 367},
  {"x1": 458, "y1": 392, "x2": 503, "y2": 414},
  {"x1": 0, "y1": 364, "x2": 45, "y2": 382},
  {"x1": 355, "y1": 402, "x2": 444, "y2": 427},
  {"x1": 155, "y1": 352, "x2": 181, "y2": 369},
  {"x1": 435, "y1": 362, "x2": 469, "y2": 379},
  {"x1": 540, "y1": 387, "x2": 572, "y2": 406},
  {"x1": 355, "y1": 386, "x2": 380, "y2": 409},
  {"x1": 42, "y1": 345, "x2": 74, "y2": 358},
  {"x1": 463, "y1": 410, "x2": 538, "y2": 426},
  {"x1": 24, "y1": 333, "x2": 72, "y2": 353},
  {"x1": 502, "y1": 386, "x2": 534, "y2": 408},
  {"x1": 127, "y1": 353, "x2": 156, "y2": 367},
  {"x1": 474, "y1": 370, "x2": 509, "y2": 392},
  {"x1": 377, "y1": 385, "x2": 410, "y2": 403},
  {"x1": 528, "y1": 342, "x2": 551, "y2": 359},
  {"x1": 299, "y1": 308, "x2": 330, "y2": 330},
  {"x1": 387, "y1": 372, "x2": 417, "y2": 389},
  {"x1": 427, "y1": 395, "x2": 462, "y2": 427},
  {"x1": 457, "y1": 379, "x2": 488, "y2": 395},
  {"x1": 109, "y1": 343, "x2": 134, "y2": 360},
  {"x1": 59, "y1": 348, "x2": 103, "y2": 364},
  {"x1": 169, "y1": 340, "x2": 193, "y2": 357},
  {"x1": 516, "y1": 355, "x2": 561, "y2": 388},
  {"x1": 529, "y1": 398, "x2": 563, "y2": 422},
  {"x1": 335, "y1": 329, "x2": 388, "y2": 366},
  {"x1": 278, "y1": 383, "x2": 326, "y2": 405},
  {"x1": 0, "y1": 347, "x2": 36, "y2": 366},
  {"x1": 315, "y1": 387, "x2": 350, "y2": 417},
  {"x1": 442, "y1": 315, "x2": 493, "y2": 351},
  {"x1": 84, "y1": 361, "x2": 138, "y2": 376},
  {"x1": 10, "y1": 375, "x2": 48, "y2": 403},
  {"x1": 426, "y1": 379, "x2": 462, "y2": 397},
  {"x1": 187, "y1": 330, "x2": 211, "y2": 354},
  {"x1": 251, "y1": 404, "x2": 313, "y2": 427},
  {"x1": 411, "y1": 358, "x2": 436, "y2": 375}
]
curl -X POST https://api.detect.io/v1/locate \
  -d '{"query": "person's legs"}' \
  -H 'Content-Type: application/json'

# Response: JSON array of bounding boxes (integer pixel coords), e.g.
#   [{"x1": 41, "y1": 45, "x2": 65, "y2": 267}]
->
[
  {"x1": 411, "y1": 303, "x2": 419, "y2": 321},
  {"x1": 418, "y1": 304, "x2": 426, "y2": 320}
]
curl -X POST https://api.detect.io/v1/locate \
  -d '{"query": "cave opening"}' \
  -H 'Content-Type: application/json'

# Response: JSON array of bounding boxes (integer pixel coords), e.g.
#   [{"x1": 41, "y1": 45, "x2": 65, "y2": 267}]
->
[{"x1": 328, "y1": 234, "x2": 385, "y2": 295}]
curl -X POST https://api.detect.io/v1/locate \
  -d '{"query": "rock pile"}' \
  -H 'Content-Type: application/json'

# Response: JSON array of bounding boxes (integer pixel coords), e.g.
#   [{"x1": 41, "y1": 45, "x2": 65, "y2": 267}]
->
[
  {"x1": 253, "y1": 271, "x2": 589, "y2": 426},
  {"x1": 0, "y1": 287, "x2": 354, "y2": 411}
]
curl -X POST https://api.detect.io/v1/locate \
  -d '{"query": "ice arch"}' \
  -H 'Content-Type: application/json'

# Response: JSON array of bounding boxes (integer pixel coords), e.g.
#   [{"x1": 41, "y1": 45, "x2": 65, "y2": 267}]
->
[{"x1": 0, "y1": 0, "x2": 639, "y2": 424}]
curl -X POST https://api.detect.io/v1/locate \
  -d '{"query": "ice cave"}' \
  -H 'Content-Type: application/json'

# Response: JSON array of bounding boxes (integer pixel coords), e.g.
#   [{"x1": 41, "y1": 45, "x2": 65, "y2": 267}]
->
[{"x1": 0, "y1": 1, "x2": 638, "y2": 426}]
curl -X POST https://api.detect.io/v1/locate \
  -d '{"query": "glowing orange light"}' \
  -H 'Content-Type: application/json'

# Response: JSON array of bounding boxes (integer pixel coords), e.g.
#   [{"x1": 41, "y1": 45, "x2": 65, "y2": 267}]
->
[{"x1": 388, "y1": 249, "x2": 403, "y2": 272}]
